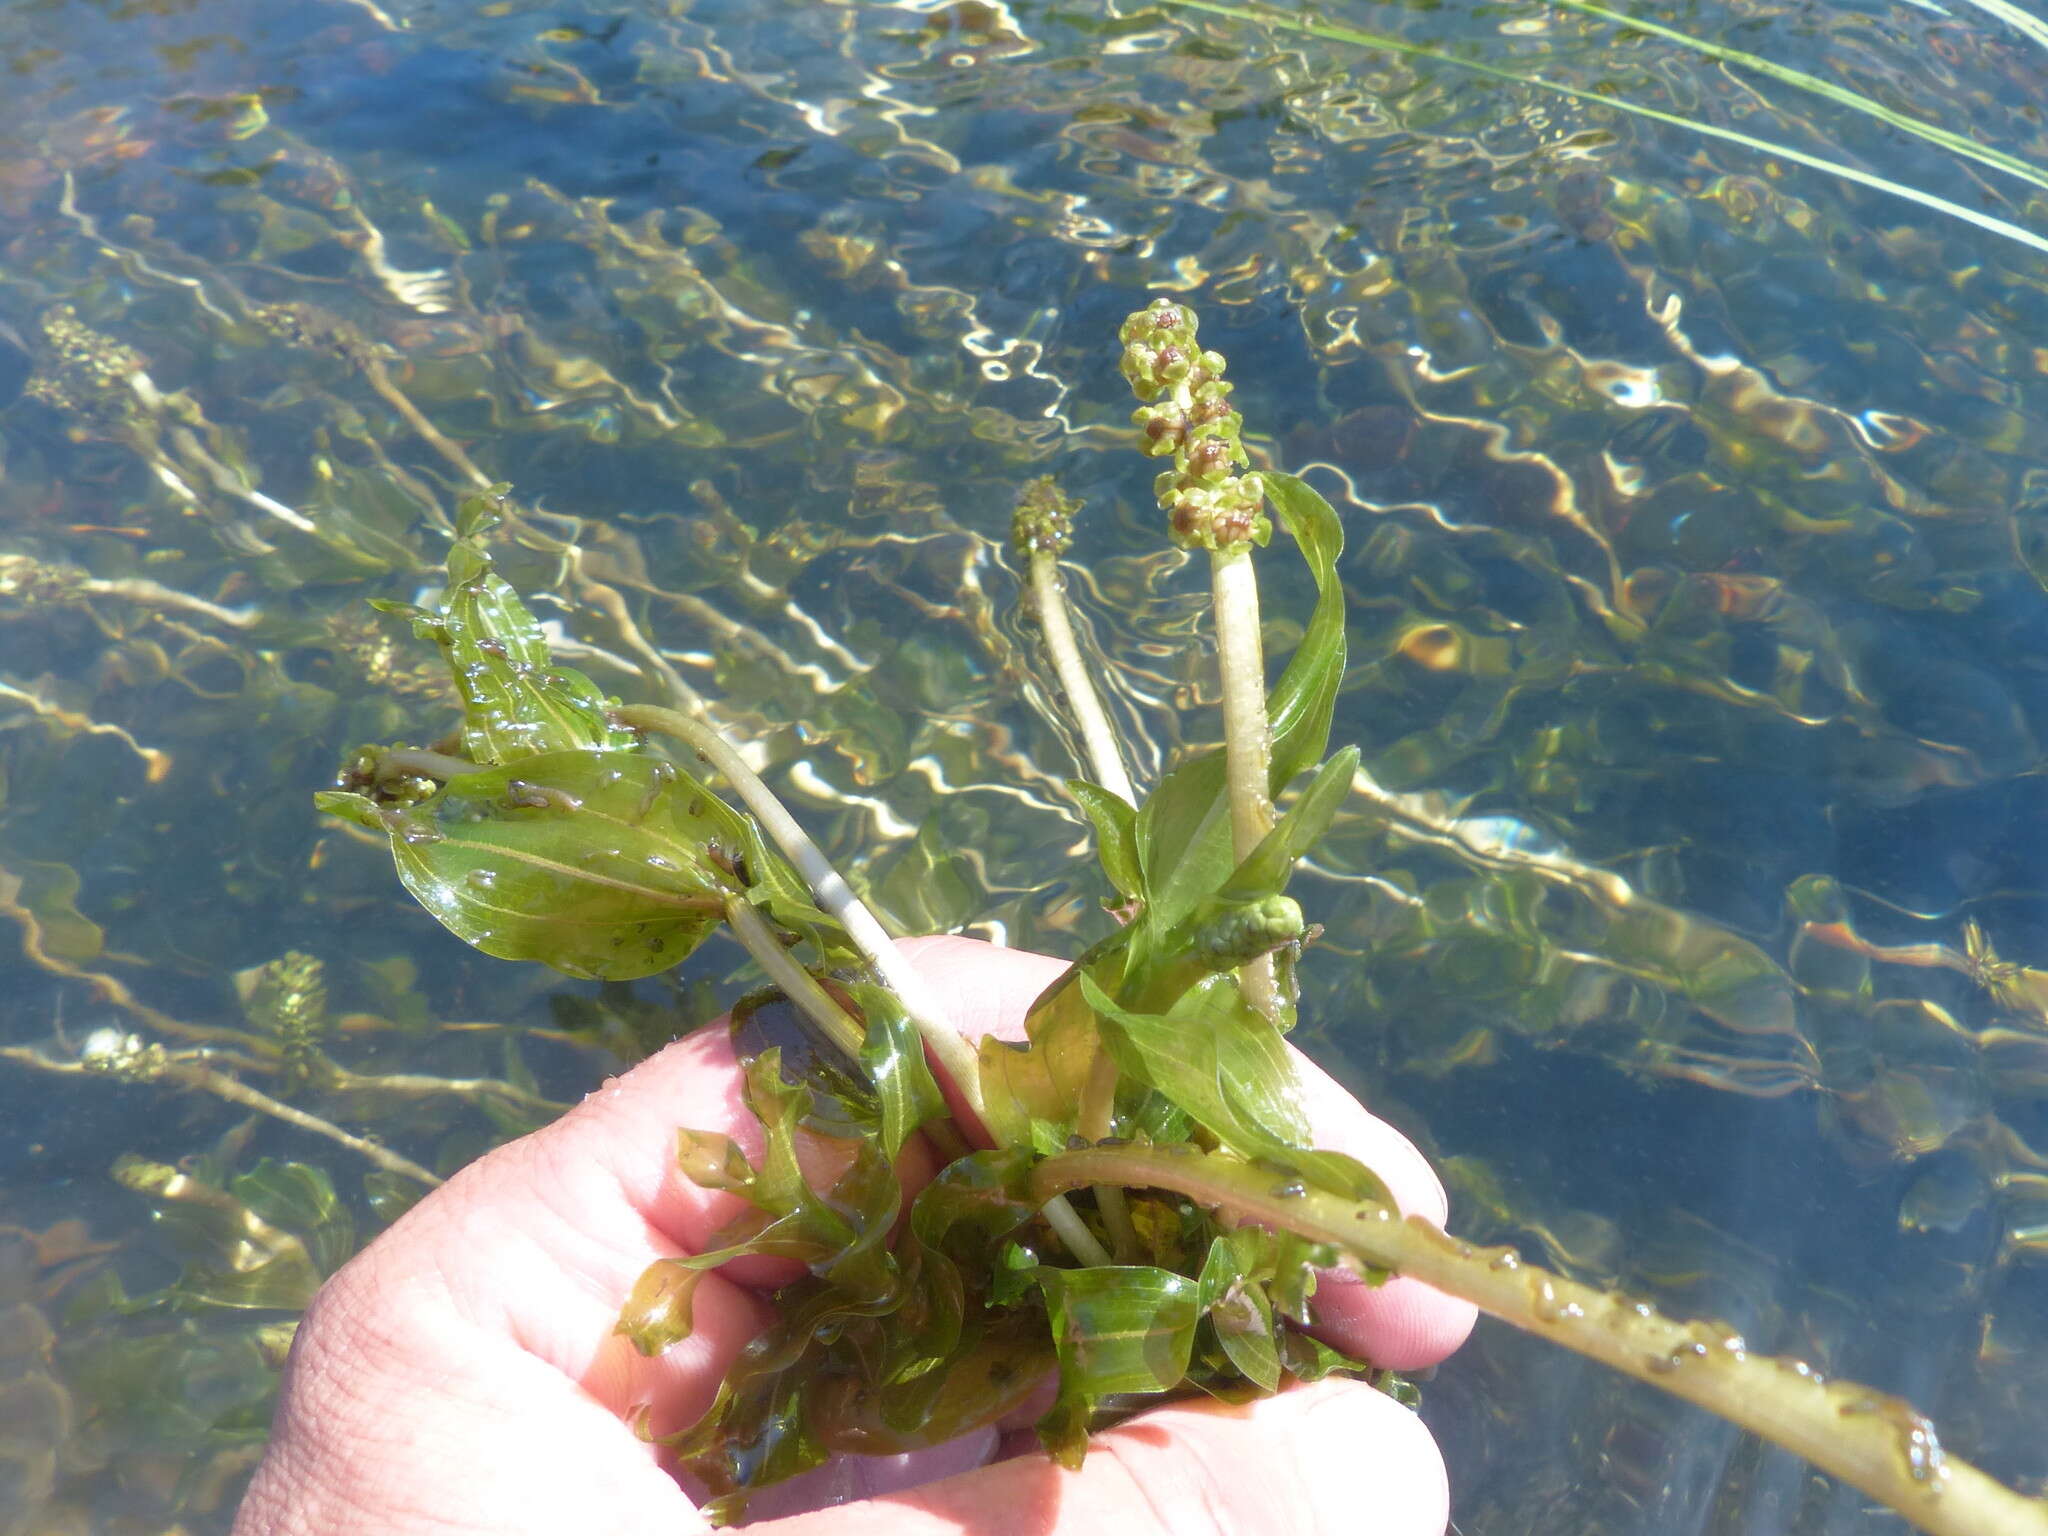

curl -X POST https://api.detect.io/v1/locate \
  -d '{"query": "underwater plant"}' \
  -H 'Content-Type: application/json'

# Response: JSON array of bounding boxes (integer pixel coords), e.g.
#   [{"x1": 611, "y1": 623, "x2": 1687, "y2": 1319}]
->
[{"x1": 321, "y1": 300, "x2": 2048, "y2": 1536}]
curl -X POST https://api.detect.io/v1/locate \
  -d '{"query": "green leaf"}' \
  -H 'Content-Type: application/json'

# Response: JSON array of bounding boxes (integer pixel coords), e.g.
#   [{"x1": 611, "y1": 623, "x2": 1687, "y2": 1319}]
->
[
  {"x1": 1035, "y1": 1265, "x2": 1199, "y2": 1393},
  {"x1": 1080, "y1": 972, "x2": 1384, "y2": 1201},
  {"x1": 850, "y1": 983, "x2": 948, "y2": 1160},
  {"x1": 1196, "y1": 1232, "x2": 1282, "y2": 1393},
  {"x1": 615, "y1": 1259, "x2": 707, "y2": 1355},
  {"x1": 373, "y1": 489, "x2": 637, "y2": 766},
  {"x1": 1067, "y1": 778, "x2": 1143, "y2": 902},
  {"x1": 1034, "y1": 1264, "x2": 1200, "y2": 1465},
  {"x1": 1132, "y1": 750, "x2": 1231, "y2": 937},
  {"x1": 1262, "y1": 471, "x2": 1347, "y2": 789},
  {"x1": 675, "y1": 1128, "x2": 757, "y2": 1193},
  {"x1": 1278, "y1": 1329, "x2": 1378, "y2": 1384},
  {"x1": 813, "y1": 1311, "x2": 1053, "y2": 1455},
  {"x1": 1081, "y1": 970, "x2": 1297, "y2": 1152},
  {"x1": 228, "y1": 1160, "x2": 354, "y2": 1276},
  {"x1": 320, "y1": 750, "x2": 748, "y2": 981},
  {"x1": 974, "y1": 939, "x2": 1122, "y2": 1150},
  {"x1": 740, "y1": 818, "x2": 857, "y2": 968},
  {"x1": 1220, "y1": 745, "x2": 1359, "y2": 900}
]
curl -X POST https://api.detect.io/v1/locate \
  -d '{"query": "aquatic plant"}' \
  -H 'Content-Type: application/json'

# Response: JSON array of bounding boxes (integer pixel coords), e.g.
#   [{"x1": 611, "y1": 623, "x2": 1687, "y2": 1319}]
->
[
  {"x1": 1166, "y1": 0, "x2": 2048, "y2": 259},
  {"x1": 325, "y1": 301, "x2": 2048, "y2": 1536}
]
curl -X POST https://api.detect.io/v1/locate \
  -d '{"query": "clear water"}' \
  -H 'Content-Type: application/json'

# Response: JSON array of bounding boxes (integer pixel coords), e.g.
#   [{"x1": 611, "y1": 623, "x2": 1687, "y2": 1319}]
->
[{"x1": 1, "y1": 0, "x2": 2045, "y2": 1530}]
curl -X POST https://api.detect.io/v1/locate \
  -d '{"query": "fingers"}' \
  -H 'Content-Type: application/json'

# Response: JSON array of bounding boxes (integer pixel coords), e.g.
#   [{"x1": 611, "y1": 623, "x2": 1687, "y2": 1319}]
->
[
  {"x1": 1287, "y1": 1052, "x2": 1478, "y2": 1370},
  {"x1": 240, "y1": 1029, "x2": 796, "y2": 1536},
  {"x1": 896, "y1": 935, "x2": 1477, "y2": 1371},
  {"x1": 750, "y1": 1378, "x2": 1448, "y2": 1536}
]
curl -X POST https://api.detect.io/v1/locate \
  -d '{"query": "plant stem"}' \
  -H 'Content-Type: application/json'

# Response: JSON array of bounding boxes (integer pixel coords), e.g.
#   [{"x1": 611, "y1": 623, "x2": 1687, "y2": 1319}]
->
[
  {"x1": 613, "y1": 702, "x2": 986, "y2": 1118},
  {"x1": 1026, "y1": 548, "x2": 1135, "y2": 806},
  {"x1": 1209, "y1": 543, "x2": 1284, "y2": 1021},
  {"x1": 1075, "y1": 1052, "x2": 1140, "y2": 1260},
  {"x1": 1012, "y1": 477, "x2": 1136, "y2": 1261},
  {"x1": 615, "y1": 702, "x2": 1109, "y2": 1260},
  {"x1": 10, "y1": 1039, "x2": 442, "y2": 1187},
  {"x1": 720, "y1": 893, "x2": 866, "y2": 1062},
  {"x1": 376, "y1": 746, "x2": 478, "y2": 783},
  {"x1": 1034, "y1": 1144, "x2": 2048, "y2": 1536},
  {"x1": 1041, "y1": 1192, "x2": 1115, "y2": 1267}
]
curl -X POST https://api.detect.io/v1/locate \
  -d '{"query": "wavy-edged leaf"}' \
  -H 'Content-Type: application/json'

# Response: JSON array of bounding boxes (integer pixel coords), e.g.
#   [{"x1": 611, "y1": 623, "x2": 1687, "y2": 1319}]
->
[
  {"x1": 850, "y1": 982, "x2": 947, "y2": 1159},
  {"x1": 812, "y1": 1310, "x2": 1053, "y2": 1455},
  {"x1": 228, "y1": 1160, "x2": 354, "y2": 1276},
  {"x1": 374, "y1": 490, "x2": 637, "y2": 766},
  {"x1": 1196, "y1": 1231, "x2": 1282, "y2": 1392},
  {"x1": 740, "y1": 817, "x2": 858, "y2": 968},
  {"x1": 319, "y1": 750, "x2": 749, "y2": 981},
  {"x1": 1079, "y1": 972, "x2": 1385, "y2": 1202},
  {"x1": 615, "y1": 1259, "x2": 707, "y2": 1356},
  {"x1": 1263, "y1": 471, "x2": 1348, "y2": 788},
  {"x1": 975, "y1": 939, "x2": 1122, "y2": 1149},
  {"x1": 1033, "y1": 1264, "x2": 1200, "y2": 1466},
  {"x1": 1067, "y1": 777, "x2": 1142, "y2": 902},
  {"x1": 1220, "y1": 745, "x2": 1359, "y2": 900}
]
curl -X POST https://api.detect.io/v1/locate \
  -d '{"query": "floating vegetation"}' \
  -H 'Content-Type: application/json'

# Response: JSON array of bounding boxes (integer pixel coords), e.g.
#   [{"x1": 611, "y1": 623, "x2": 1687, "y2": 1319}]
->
[{"x1": 1, "y1": 0, "x2": 2046, "y2": 1529}]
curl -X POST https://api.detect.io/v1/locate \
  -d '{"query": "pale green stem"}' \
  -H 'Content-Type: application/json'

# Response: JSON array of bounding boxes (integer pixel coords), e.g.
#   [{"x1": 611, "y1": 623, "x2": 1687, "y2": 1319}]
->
[
  {"x1": 1041, "y1": 1192, "x2": 1115, "y2": 1267},
  {"x1": 1030, "y1": 546, "x2": 1139, "y2": 1257},
  {"x1": 613, "y1": 703, "x2": 1106, "y2": 1260},
  {"x1": 1035, "y1": 1144, "x2": 2048, "y2": 1536},
  {"x1": 1208, "y1": 544, "x2": 1284, "y2": 1021},
  {"x1": 721, "y1": 893, "x2": 867, "y2": 1062},
  {"x1": 1027, "y1": 549, "x2": 1135, "y2": 805},
  {"x1": 613, "y1": 703, "x2": 986, "y2": 1116},
  {"x1": 1075, "y1": 1052, "x2": 1140, "y2": 1261}
]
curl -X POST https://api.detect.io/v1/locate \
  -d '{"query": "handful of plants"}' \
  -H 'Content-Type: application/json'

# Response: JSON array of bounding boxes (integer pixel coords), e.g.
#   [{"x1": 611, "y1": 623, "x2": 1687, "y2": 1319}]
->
[{"x1": 321, "y1": 301, "x2": 2047, "y2": 1536}]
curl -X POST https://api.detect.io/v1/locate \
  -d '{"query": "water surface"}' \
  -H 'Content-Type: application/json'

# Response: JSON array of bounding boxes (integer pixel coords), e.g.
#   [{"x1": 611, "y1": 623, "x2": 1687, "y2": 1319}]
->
[{"x1": 2, "y1": 0, "x2": 2046, "y2": 1530}]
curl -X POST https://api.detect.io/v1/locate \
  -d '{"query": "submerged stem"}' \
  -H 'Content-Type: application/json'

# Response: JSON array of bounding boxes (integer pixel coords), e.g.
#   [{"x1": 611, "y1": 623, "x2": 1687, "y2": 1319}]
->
[
  {"x1": 617, "y1": 702, "x2": 1106, "y2": 1257},
  {"x1": 612, "y1": 702, "x2": 987, "y2": 1122},
  {"x1": 1026, "y1": 545, "x2": 1134, "y2": 806},
  {"x1": 1034, "y1": 1144, "x2": 2048, "y2": 1536},
  {"x1": 721, "y1": 894, "x2": 866, "y2": 1062}
]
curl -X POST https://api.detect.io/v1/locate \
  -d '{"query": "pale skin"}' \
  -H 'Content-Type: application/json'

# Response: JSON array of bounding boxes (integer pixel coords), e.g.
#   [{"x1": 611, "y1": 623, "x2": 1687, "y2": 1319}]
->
[{"x1": 233, "y1": 937, "x2": 1477, "y2": 1536}]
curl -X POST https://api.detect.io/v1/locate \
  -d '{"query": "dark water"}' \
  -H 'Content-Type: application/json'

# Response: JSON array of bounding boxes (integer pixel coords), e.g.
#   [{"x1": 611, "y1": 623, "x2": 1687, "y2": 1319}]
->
[{"x1": 1, "y1": 0, "x2": 2046, "y2": 1530}]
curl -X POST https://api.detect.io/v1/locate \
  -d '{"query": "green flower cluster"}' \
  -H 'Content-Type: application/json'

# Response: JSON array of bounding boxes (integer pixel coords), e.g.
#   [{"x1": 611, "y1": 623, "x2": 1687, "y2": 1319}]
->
[
  {"x1": 1117, "y1": 298, "x2": 1267, "y2": 552},
  {"x1": 1011, "y1": 473, "x2": 1080, "y2": 558}
]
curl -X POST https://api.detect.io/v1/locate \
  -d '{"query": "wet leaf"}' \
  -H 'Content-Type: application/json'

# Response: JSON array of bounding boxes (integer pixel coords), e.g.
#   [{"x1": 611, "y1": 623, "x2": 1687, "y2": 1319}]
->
[
  {"x1": 356, "y1": 489, "x2": 630, "y2": 766},
  {"x1": 975, "y1": 941, "x2": 1117, "y2": 1149},
  {"x1": 1132, "y1": 749, "x2": 1232, "y2": 936},
  {"x1": 318, "y1": 750, "x2": 746, "y2": 981},
  {"x1": 227, "y1": 1161, "x2": 354, "y2": 1276},
  {"x1": 1079, "y1": 971, "x2": 1386, "y2": 1202},
  {"x1": 0, "y1": 859, "x2": 104, "y2": 965},
  {"x1": 1219, "y1": 746, "x2": 1359, "y2": 900},
  {"x1": 1067, "y1": 777, "x2": 1142, "y2": 902},
  {"x1": 850, "y1": 982, "x2": 947, "y2": 1160},
  {"x1": 1032, "y1": 1264, "x2": 1200, "y2": 1465},
  {"x1": 1196, "y1": 1231, "x2": 1281, "y2": 1392},
  {"x1": 615, "y1": 1259, "x2": 706, "y2": 1356},
  {"x1": 1262, "y1": 472, "x2": 1347, "y2": 789}
]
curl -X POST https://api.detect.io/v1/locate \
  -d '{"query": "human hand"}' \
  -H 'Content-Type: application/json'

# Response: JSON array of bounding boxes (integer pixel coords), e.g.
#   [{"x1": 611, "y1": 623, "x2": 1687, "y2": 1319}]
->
[{"x1": 232, "y1": 936, "x2": 1476, "y2": 1536}]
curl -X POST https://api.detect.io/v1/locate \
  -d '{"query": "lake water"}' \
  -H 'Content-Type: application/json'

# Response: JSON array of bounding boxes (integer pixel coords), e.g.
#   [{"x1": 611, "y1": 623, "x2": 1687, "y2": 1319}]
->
[{"x1": 1, "y1": 0, "x2": 2045, "y2": 1530}]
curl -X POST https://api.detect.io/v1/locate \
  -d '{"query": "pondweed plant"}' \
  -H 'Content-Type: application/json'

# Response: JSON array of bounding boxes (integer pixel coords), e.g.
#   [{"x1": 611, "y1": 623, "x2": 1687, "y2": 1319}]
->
[{"x1": 321, "y1": 301, "x2": 2048, "y2": 1536}]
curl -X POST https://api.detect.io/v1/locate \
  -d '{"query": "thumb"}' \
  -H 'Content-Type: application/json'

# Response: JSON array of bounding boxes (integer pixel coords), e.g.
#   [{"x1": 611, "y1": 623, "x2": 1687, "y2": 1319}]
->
[{"x1": 749, "y1": 1379, "x2": 1447, "y2": 1536}]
